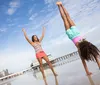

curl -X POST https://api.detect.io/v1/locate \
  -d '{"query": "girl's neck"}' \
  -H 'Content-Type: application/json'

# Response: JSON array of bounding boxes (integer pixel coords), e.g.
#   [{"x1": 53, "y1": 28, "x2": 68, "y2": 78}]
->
[{"x1": 34, "y1": 41, "x2": 40, "y2": 43}]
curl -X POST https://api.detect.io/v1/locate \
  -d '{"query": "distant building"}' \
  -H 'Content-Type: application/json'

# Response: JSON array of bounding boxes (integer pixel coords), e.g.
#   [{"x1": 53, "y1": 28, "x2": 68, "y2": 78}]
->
[
  {"x1": 0, "y1": 69, "x2": 10, "y2": 78},
  {"x1": 0, "y1": 72, "x2": 3, "y2": 78}
]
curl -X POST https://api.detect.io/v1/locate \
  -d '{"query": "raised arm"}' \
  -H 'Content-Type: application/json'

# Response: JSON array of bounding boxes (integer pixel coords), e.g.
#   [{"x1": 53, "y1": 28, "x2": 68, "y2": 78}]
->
[
  {"x1": 39, "y1": 27, "x2": 45, "y2": 42},
  {"x1": 22, "y1": 28, "x2": 33, "y2": 45}
]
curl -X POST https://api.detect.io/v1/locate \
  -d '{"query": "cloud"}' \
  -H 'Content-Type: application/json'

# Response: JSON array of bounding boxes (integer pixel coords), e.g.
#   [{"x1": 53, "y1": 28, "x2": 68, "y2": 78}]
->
[
  {"x1": 44, "y1": 0, "x2": 55, "y2": 4},
  {"x1": 82, "y1": 26, "x2": 99, "y2": 37},
  {"x1": 7, "y1": 0, "x2": 20, "y2": 15},
  {"x1": 29, "y1": 13, "x2": 38, "y2": 21},
  {"x1": 28, "y1": 4, "x2": 36, "y2": 15},
  {"x1": 29, "y1": 8, "x2": 33, "y2": 15},
  {"x1": 9, "y1": 1, "x2": 20, "y2": 7},
  {"x1": 95, "y1": 40, "x2": 100, "y2": 46},
  {"x1": 7, "y1": 8, "x2": 16, "y2": 15},
  {"x1": 42, "y1": 33, "x2": 76, "y2": 58},
  {"x1": 0, "y1": 28, "x2": 7, "y2": 33},
  {"x1": 0, "y1": 29, "x2": 6, "y2": 32},
  {"x1": 0, "y1": 49, "x2": 35, "y2": 72},
  {"x1": 39, "y1": 0, "x2": 99, "y2": 33}
]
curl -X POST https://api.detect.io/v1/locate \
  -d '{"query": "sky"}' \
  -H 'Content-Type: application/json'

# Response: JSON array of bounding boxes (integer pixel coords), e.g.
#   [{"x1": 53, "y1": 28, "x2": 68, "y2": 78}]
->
[{"x1": 0, "y1": 0, "x2": 100, "y2": 73}]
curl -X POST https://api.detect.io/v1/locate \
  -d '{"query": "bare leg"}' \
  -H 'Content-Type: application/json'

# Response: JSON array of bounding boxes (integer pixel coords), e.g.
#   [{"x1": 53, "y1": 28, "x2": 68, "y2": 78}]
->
[
  {"x1": 37, "y1": 58, "x2": 48, "y2": 85},
  {"x1": 57, "y1": 1, "x2": 75, "y2": 27},
  {"x1": 56, "y1": 2, "x2": 70, "y2": 30},
  {"x1": 43, "y1": 56, "x2": 58, "y2": 85},
  {"x1": 95, "y1": 57, "x2": 100, "y2": 69},
  {"x1": 43, "y1": 56, "x2": 58, "y2": 77}
]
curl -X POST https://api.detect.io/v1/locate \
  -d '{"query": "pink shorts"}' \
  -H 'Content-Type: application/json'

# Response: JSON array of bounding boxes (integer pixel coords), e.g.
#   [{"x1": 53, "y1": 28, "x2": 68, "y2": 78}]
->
[
  {"x1": 72, "y1": 36, "x2": 83, "y2": 45},
  {"x1": 36, "y1": 51, "x2": 47, "y2": 58}
]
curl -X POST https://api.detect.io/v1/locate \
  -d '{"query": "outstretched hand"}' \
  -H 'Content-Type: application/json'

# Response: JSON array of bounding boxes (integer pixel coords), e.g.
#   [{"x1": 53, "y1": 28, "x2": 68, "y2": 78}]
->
[
  {"x1": 43, "y1": 27, "x2": 46, "y2": 31},
  {"x1": 42, "y1": 27, "x2": 46, "y2": 33},
  {"x1": 39, "y1": 27, "x2": 46, "y2": 42},
  {"x1": 22, "y1": 28, "x2": 26, "y2": 33}
]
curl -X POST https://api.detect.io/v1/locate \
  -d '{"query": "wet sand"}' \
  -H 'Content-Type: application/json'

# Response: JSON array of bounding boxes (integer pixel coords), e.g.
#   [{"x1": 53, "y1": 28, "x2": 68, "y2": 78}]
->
[{"x1": 0, "y1": 60, "x2": 100, "y2": 85}]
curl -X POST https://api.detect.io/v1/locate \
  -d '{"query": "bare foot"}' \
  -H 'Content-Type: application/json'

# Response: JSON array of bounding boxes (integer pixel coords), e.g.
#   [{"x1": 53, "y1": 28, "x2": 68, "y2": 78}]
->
[
  {"x1": 56, "y1": 1, "x2": 62, "y2": 5},
  {"x1": 87, "y1": 72, "x2": 92, "y2": 76}
]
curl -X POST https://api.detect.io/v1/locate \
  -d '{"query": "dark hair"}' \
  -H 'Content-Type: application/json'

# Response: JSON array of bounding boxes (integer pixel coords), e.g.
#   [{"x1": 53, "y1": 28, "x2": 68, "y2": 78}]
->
[
  {"x1": 32, "y1": 35, "x2": 39, "y2": 42},
  {"x1": 78, "y1": 39, "x2": 100, "y2": 61}
]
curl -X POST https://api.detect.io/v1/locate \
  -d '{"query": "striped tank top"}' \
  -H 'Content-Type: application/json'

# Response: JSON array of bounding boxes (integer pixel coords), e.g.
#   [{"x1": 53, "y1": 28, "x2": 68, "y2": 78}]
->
[{"x1": 33, "y1": 43, "x2": 43, "y2": 53}]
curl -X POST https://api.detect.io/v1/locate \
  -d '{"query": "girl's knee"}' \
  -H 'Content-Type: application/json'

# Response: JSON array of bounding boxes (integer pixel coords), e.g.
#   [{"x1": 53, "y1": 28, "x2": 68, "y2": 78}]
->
[
  {"x1": 43, "y1": 75, "x2": 46, "y2": 79},
  {"x1": 47, "y1": 61, "x2": 51, "y2": 65},
  {"x1": 40, "y1": 65, "x2": 43, "y2": 70}
]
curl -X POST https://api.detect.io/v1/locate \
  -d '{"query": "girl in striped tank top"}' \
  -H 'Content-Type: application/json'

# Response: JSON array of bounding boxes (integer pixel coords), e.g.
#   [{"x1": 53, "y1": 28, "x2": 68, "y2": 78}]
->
[{"x1": 22, "y1": 27, "x2": 58, "y2": 85}]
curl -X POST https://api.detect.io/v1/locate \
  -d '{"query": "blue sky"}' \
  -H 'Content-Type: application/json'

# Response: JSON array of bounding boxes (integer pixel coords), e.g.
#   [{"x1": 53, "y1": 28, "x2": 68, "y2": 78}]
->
[{"x1": 0, "y1": 0, "x2": 100, "y2": 72}]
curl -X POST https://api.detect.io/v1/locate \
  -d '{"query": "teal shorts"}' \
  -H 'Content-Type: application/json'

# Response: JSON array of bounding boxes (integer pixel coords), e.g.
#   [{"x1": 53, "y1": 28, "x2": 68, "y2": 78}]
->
[{"x1": 66, "y1": 26, "x2": 80, "y2": 40}]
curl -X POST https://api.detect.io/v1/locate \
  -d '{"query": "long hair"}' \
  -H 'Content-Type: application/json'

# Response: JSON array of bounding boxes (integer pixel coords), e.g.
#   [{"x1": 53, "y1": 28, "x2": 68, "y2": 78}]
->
[
  {"x1": 32, "y1": 35, "x2": 39, "y2": 42},
  {"x1": 78, "y1": 39, "x2": 100, "y2": 61}
]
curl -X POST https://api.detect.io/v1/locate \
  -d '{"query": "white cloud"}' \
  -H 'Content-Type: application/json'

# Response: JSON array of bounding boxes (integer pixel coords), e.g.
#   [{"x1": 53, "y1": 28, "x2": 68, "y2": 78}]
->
[
  {"x1": 0, "y1": 29, "x2": 6, "y2": 32},
  {"x1": 95, "y1": 40, "x2": 100, "y2": 46},
  {"x1": 28, "y1": 4, "x2": 36, "y2": 15},
  {"x1": 44, "y1": 0, "x2": 55, "y2": 4},
  {"x1": 82, "y1": 26, "x2": 99, "y2": 37},
  {"x1": 7, "y1": 0, "x2": 20, "y2": 15},
  {"x1": 9, "y1": 1, "x2": 20, "y2": 7},
  {"x1": 29, "y1": 8, "x2": 33, "y2": 15},
  {"x1": 43, "y1": 35, "x2": 76, "y2": 58},
  {"x1": 0, "y1": 28, "x2": 7, "y2": 33},
  {"x1": 29, "y1": 13, "x2": 38, "y2": 20},
  {"x1": 0, "y1": 49, "x2": 35, "y2": 72},
  {"x1": 7, "y1": 8, "x2": 16, "y2": 15},
  {"x1": 6, "y1": 18, "x2": 13, "y2": 23}
]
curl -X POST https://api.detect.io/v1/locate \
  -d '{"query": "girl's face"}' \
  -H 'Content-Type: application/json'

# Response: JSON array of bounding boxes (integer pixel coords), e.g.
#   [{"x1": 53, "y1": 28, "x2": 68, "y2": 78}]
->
[{"x1": 33, "y1": 35, "x2": 38, "y2": 41}]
